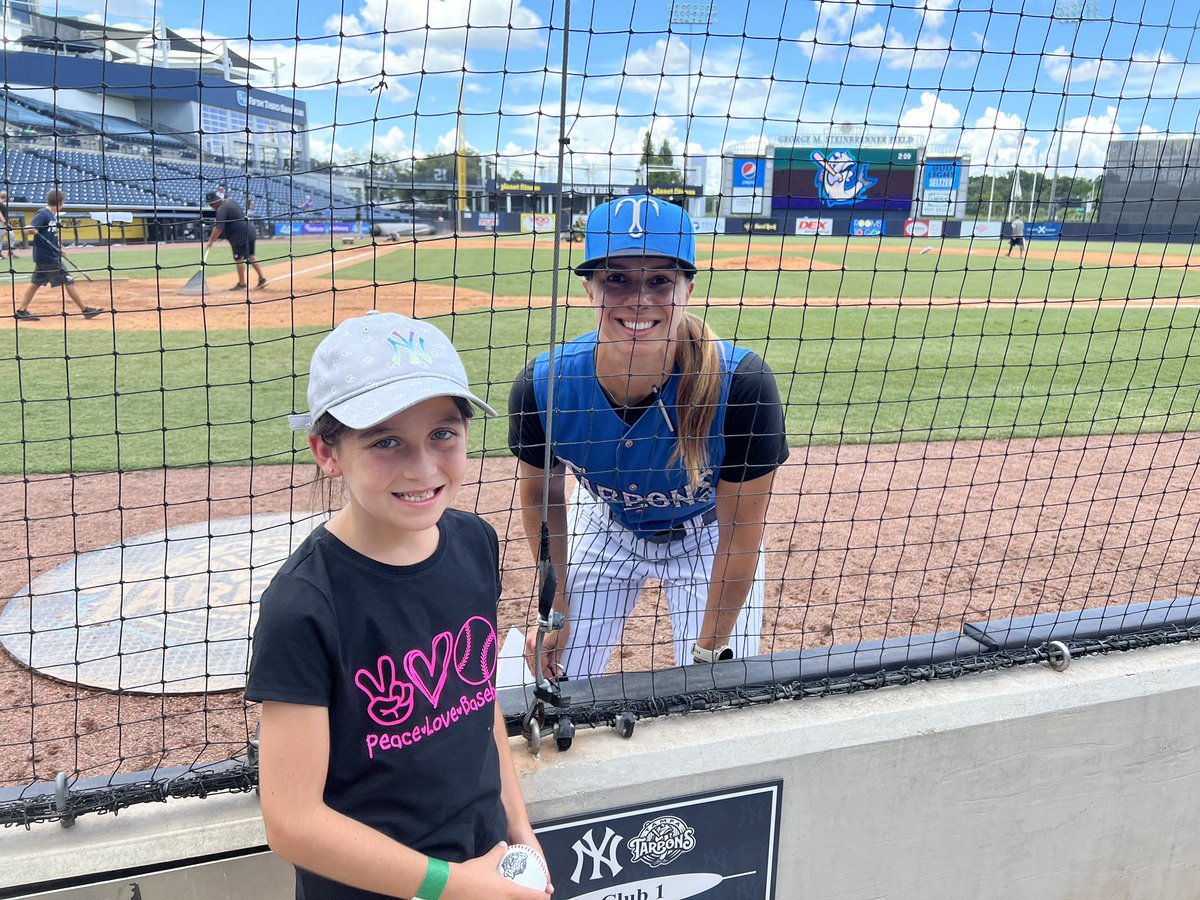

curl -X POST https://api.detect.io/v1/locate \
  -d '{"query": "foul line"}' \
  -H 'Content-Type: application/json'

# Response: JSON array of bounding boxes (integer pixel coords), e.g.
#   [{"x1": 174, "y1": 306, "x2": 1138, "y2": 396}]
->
[{"x1": 274, "y1": 241, "x2": 410, "y2": 281}]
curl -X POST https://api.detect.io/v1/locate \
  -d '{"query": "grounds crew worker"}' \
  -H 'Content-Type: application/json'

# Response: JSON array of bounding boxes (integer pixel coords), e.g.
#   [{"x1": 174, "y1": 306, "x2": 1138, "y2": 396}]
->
[{"x1": 205, "y1": 190, "x2": 269, "y2": 290}]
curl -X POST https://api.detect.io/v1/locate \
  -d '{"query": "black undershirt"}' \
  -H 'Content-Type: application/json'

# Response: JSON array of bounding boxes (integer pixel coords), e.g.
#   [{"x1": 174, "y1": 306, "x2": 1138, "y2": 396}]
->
[{"x1": 508, "y1": 352, "x2": 790, "y2": 483}]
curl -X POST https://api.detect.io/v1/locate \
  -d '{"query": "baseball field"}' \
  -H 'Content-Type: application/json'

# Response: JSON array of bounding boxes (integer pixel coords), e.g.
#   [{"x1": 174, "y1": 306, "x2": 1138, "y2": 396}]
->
[{"x1": 4, "y1": 231, "x2": 1200, "y2": 785}]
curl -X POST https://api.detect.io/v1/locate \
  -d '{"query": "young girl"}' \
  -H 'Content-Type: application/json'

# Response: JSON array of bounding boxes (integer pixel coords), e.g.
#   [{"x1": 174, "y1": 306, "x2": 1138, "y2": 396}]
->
[
  {"x1": 247, "y1": 312, "x2": 552, "y2": 899},
  {"x1": 509, "y1": 198, "x2": 789, "y2": 679}
]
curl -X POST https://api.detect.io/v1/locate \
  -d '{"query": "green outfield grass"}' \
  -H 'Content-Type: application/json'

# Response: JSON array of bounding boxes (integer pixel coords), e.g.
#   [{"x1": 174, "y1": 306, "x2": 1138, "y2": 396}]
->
[
  {"x1": 4, "y1": 303, "x2": 1200, "y2": 474},
  {"x1": 331, "y1": 235, "x2": 1200, "y2": 302},
  {"x1": 13, "y1": 235, "x2": 1199, "y2": 303}
]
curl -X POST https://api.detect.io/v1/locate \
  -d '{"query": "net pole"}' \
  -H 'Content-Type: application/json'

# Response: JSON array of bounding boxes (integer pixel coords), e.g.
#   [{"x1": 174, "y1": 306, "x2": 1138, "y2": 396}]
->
[
  {"x1": 528, "y1": 0, "x2": 573, "y2": 727},
  {"x1": 542, "y1": 0, "x2": 572, "y2": 484}
]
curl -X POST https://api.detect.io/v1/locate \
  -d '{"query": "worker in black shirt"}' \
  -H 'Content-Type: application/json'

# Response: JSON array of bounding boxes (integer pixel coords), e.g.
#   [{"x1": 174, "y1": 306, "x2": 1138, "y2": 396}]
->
[
  {"x1": 204, "y1": 191, "x2": 269, "y2": 290},
  {"x1": 0, "y1": 190, "x2": 16, "y2": 260}
]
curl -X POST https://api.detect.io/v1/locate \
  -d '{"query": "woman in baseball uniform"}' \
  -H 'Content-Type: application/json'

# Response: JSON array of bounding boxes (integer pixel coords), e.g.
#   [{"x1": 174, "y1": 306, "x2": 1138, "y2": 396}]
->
[{"x1": 509, "y1": 198, "x2": 789, "y2": 679}]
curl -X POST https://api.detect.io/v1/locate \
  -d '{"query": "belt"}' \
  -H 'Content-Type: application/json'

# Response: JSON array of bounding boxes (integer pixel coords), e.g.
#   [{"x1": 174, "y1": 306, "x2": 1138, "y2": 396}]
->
[{"x1": 641, "y1": 507, "x2": 718, "y2": 544}]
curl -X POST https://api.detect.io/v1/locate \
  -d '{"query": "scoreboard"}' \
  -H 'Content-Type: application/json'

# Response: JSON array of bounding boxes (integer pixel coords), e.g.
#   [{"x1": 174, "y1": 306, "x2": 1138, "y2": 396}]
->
[{"x1": 771, "y1": 147, "x2": 918, "y2": 211}]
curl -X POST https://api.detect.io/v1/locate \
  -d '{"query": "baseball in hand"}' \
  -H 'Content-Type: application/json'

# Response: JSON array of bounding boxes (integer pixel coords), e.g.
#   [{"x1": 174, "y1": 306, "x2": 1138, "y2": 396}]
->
[{"x1": 497, "y1": 843, "x2": 550, "y2": 892}]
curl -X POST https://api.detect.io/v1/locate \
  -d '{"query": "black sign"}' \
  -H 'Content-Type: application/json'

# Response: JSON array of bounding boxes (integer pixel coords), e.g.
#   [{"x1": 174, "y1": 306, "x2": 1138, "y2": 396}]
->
[
  {"x1": 534, "y1": 781, "x2": 781, "y2": 899},
  {"x1": 738, "y1": 219, "x2": 780, "y2": 233}
]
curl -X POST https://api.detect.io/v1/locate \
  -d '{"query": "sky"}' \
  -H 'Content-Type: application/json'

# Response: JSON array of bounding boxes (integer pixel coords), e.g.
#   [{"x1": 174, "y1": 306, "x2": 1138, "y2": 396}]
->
[{"x1": 51, "y1": 0, "x2": 1200, "y2": 188}]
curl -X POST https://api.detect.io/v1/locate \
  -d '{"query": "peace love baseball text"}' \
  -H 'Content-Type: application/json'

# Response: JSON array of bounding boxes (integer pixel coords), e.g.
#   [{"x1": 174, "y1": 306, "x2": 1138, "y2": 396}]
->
[{"x1": 365, "y1": 686, "x2": 496, "y2": 759}]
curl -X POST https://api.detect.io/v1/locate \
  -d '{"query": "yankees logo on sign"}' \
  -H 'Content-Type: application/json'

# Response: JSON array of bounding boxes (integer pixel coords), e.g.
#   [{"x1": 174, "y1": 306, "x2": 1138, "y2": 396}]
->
[{"x1": 533, "y1": 782, "x2": 781, "y2": 899}]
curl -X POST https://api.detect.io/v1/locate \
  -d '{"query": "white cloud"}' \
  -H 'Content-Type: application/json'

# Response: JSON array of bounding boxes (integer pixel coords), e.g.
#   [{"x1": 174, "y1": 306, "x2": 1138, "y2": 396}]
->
[
  {"x1": 956, "y1": 107, "x2": 1035, "y2": 168},
  {"x1": 798, "y1": 0, "x2": 874, "y2": 62},
  {"x1": 223, "y1": 39, "x2": 425, "y2": 101},
  {"x1": 851, "y1": 23, "x2": 886, "y2": 49},
  {"x1": 1121, "y1": 50, "x2": 1200, "y2": 97},
  {"x1": 1043, "y1": 46, "x2": 1123, "y2": 86},
  {"x1": 366, "y1": 126, "x2": 411, "y2": 159},
  {"x1": 307, "y1": 129, "x2": 352, "y2": 163},
  {"x1": 905, "y1": 93, "x2": 961, "y2": 128},
  {"x1": 880, "y1": 27, "x2": 950, "y2": 70},
  {"x1": 914, "y1": 0, "x2": 956, "y2": 30},
  {"x1": 1045, "y1": 105, "x2": 1119, "y2": 173},
  {"x1": 338, "y1": 0, "x2": 543, "y2": 50},
  {"x1": 897, "y1": 91, "x2": 962, "y2": 149}
]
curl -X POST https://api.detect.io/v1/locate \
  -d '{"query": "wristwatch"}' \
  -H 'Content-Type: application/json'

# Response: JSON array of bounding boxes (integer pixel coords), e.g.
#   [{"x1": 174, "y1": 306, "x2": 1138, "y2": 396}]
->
[{"x1": 691, "y1": 643, "x2": 734, "y2": 664}]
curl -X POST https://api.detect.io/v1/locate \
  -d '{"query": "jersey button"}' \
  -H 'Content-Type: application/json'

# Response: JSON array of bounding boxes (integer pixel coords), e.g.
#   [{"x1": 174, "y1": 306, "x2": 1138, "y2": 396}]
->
[
  {"x1": 629, "y1": 484, "x2": 637, "y2": 490},
  {"x1": 624, "y1": 439, "x2": 633, "y2": 447}
]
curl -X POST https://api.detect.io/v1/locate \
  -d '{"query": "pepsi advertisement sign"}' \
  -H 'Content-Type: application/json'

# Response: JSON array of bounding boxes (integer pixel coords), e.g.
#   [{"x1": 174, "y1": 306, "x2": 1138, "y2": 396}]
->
[{"x1": 732, "y1": 158, "x2": 765, "y2": 189}]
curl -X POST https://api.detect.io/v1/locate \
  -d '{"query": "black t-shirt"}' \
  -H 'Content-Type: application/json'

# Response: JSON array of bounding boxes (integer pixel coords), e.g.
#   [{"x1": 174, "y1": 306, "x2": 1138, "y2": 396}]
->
[
  {"x1": 29, "y1": 208, "x2": 60, "y2": 265},
  {"x1": 245, "y1": 510, "x2": 507, "y2": 900},
  {"x1": 0, "y1": 201, "x2": 9, "y2": 224},
  {"x1": 509, "y1": 351, "x2": 790, "y2": 483},
  {"x1": 215, "y1": 198, "x2": 250, "y2": 244}
]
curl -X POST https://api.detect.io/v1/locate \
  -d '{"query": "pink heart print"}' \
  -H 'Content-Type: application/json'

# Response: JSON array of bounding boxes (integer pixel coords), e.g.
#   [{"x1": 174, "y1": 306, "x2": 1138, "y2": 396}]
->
[
  {"x1": 354, "y1": 655, "x2": 415, "y2": 727},
  {"x1": 403, "y1": 631, "x2": 453, "y2": 707}
]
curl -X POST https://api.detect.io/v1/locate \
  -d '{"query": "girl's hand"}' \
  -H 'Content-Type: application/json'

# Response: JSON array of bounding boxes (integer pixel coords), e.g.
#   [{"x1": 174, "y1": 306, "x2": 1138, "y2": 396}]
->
[
  {"x1": 508, "y1": 834, "x2": 554, "y2": 896},
  {"x1": 445, "y1": 844, "x2": 552, "y2": 899}
]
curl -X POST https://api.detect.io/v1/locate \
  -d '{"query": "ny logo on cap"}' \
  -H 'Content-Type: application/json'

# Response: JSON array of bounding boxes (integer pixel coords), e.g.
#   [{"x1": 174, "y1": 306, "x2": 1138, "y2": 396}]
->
[
  {"x1": 387, "y1": 329, "x2": 433, "y2": 367},
  {"x1": 613, "y1": 196, "x2": 661, "y2": 238}
]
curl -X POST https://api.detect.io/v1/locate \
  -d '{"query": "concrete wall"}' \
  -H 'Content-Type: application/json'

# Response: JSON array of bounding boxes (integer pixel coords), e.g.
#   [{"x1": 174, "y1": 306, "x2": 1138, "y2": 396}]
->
[{"x1": 4, "y1": 641, "x2": 1198, "y2": 899}]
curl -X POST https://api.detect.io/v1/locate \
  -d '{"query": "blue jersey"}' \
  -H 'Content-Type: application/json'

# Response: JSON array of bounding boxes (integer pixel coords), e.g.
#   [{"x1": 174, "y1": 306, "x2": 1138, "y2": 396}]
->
[
  {"x1": 29, "y1": 208, "x2": 60, "y2": 265},
  {"x1": 531, "y1": 331, "x2": 749, "y2": 537}
]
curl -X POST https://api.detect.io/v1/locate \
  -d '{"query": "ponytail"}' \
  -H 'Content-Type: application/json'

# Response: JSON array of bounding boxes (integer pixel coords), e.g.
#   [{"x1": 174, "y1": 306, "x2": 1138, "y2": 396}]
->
[{"x1": 670, "y1": 313, "x2": 722, "y2": 491}]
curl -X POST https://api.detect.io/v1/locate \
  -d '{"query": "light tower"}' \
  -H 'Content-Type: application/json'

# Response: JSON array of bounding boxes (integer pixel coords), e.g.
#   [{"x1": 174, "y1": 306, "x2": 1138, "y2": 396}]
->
[
  {"x1": 1047, "y1": 0, "x2": 1101, "y2": 222},
  {"x1": 668, "y1": 2, "x2": 717, "y2": 206}
]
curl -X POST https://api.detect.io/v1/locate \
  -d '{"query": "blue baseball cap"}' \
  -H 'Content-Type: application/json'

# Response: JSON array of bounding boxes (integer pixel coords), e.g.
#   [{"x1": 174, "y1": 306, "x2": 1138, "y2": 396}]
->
[{"x1": 576, "y1": 197, "x2": 697, "y2": 276}]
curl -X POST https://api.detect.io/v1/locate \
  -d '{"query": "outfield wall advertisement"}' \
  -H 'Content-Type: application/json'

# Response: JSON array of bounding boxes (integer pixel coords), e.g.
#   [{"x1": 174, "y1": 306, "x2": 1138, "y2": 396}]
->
[
  {"x1": 850, "y1": 218, "x2": 886, "y2": 236},
  {"x1": 904, "y1": 219, "x2": 944, "y2": 238},
  {"x1": 520, "y1": 213, "x2": 557, "y2": 232},
  {"x1": 795, "y1": 217, "x2": 834, "y2": 235},
  {"x1": 274, "y1": 222, "x2": 370, "y2": 236},
  {"x1": 960, "y1": 220, "x2": 1003, "y2": 238}
]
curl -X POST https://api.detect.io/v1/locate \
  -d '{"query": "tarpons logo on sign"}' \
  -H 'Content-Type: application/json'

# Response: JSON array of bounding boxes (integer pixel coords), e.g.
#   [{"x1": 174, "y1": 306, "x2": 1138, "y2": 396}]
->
[{"x1": 628, "y1": 816, "x2": 696, "y2": 868}]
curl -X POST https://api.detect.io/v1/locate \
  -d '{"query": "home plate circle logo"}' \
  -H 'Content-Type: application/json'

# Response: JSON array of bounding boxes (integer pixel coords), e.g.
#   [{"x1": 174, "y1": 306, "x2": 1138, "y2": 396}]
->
[{"x1": 0, "y1": 513, "x2": 322, "y2": 694}]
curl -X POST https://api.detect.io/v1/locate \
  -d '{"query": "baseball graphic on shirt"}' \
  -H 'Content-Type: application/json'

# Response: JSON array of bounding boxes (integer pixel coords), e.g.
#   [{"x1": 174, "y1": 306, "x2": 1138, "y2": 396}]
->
[
  {"x1": 453, "y1": 615, "x2": 497, "y2": 685},
  {"x1": 498, "y1": 844, "x2": 550, "y2": 892}
]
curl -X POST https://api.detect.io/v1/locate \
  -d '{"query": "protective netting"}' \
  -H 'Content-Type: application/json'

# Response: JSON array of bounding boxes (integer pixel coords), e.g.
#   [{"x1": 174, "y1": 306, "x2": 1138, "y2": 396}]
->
[{"x1": 3, "y1": 0, "x2": 1200, "y2": 826}]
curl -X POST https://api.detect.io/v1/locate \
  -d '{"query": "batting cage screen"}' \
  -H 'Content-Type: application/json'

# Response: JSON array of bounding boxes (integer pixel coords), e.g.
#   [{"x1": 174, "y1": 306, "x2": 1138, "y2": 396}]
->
[{"x1": 3, "y1": 0, "x2": 1200, "y2": 827}]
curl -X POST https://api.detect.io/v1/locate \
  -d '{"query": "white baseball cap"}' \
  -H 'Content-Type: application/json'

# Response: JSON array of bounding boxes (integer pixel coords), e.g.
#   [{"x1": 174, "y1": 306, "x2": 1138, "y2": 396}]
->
[{"x1": 289, "y1": 311, "x2": 496, "y2": 432}]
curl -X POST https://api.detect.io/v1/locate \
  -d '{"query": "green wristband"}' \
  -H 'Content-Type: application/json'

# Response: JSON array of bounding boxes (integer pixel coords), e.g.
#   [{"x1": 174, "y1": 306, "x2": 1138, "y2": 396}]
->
[{"x1": 416, "y1": 857, "x2": 450, "y2": 900}]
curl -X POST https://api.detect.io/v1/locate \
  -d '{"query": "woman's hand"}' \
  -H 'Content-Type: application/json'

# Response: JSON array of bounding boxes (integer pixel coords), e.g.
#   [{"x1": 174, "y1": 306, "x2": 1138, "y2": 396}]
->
[
  {"x1": 524, "y1": 611, "x2": 570, "y2": 682},
  {"x1": 446, "y1": 843, "x2": 552, "y2": 899}
]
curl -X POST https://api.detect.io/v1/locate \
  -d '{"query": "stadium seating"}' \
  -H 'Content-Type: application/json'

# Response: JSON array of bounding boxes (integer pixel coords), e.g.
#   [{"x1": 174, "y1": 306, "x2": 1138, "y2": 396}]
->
[{"x1": 0, "y1": 146, "x2": 362, "y2": 219}]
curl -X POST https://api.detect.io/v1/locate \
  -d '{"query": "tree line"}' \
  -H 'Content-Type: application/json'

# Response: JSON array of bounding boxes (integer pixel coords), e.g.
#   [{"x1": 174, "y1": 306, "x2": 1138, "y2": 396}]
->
[{"x1": 964, "y1": 170, "x2": 1104, "y2": 222}]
